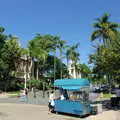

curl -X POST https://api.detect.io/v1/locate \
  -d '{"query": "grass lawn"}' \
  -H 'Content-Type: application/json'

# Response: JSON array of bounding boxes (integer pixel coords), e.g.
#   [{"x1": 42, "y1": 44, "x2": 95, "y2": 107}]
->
[
  {"x1": 103, "y1": 94, "x2": 112, "y2": 98},
  {"x1": 8, "y1": 91, "x2": 21, "y2": 98},
  {"x1": 100, "y1": 93, "x2": 116, "y2": 99}
]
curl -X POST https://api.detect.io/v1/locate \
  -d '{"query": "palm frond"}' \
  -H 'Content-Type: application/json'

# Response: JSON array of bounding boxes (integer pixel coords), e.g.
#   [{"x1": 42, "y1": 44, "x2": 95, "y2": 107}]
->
[
  {"x1": 93, "y1": 23, "x2": 101, "y2": 29},
  {"x1": 101, "y1": 13, "x2": 111, "y2": 23},
  {"x1": 91, "y1": 30, "x2": 102, "y2": 41}
]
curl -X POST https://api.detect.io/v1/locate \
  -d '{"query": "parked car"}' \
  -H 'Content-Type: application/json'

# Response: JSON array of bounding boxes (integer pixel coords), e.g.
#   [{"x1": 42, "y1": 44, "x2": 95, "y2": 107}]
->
[{"x1": 94, "y1": 85, "x2": 110, "y2": 93}]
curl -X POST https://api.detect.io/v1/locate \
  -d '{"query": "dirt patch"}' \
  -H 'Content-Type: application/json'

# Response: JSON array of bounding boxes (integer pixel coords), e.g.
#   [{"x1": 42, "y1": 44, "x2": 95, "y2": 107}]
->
[{"x1": 0, "y1": 112, "x2": 8, "y2": 117}]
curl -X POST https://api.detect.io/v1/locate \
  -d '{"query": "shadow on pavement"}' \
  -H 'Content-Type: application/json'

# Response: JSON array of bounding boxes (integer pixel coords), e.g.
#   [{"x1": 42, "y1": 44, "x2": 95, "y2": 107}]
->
[
  {"x1": 52, "y1": 111, "x2": 90, "y2": 119},
  {"x1": 100, "y1": 99, "x2": 120, "y2": 111}
]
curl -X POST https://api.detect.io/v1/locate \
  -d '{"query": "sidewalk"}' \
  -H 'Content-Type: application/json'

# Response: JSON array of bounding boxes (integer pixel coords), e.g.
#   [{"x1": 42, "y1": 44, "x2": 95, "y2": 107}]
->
[
  {"x1": 0, "y1": 103, "x2": 79, "y2": 120},
  {"x1": 0, "y1": 103, "x2": 119, "y2": 120}
]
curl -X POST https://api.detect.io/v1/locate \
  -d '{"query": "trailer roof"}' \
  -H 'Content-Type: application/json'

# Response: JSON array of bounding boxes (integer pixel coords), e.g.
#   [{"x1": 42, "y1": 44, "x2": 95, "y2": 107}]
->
[{"x1": 54, "y1": 78, "x2": 90, "y2": 90}]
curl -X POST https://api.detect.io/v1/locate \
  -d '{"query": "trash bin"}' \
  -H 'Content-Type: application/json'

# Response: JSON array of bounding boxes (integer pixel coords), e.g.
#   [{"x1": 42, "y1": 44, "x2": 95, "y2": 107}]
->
[
  {"x1": 90, "y1": 103, "x2": 102, "y2": 115},
  {"x1": 90, "y1": 104, "x2": 97, "y2": 115},
  {"x1": 111, "y1": 97, "x2": 117, "y2": 107},
  {"x1": 97, "y1": 104, "x2": 102, "y2": 113}
]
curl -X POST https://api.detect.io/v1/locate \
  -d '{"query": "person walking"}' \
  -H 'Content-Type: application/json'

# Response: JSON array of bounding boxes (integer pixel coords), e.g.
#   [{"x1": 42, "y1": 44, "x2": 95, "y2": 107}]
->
[
  {"x1": 25, "y1": 88, "x2": 28, "y2": 96},
  {"x1": 116, "y1": 86, "x2": 120, "y2": 107},
  {"x1": 33, "y1": 87, "x2": 36, "y2": 98},
  {"x1": 48, "y1": 91, "x2": 55, "y2": 112},
  {"x1": 24, "y1": 88, "x2": 28, "y2": 102}
]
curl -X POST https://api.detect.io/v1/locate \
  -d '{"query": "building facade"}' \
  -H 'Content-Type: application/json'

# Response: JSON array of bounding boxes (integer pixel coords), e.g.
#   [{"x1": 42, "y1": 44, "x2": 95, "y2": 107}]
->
[
  {"x1": 68, "y1": 61, "x2": 81, "y2": 78},
  {"x1": 16, "y1": 55, "x2": 38, "y2": 88}
]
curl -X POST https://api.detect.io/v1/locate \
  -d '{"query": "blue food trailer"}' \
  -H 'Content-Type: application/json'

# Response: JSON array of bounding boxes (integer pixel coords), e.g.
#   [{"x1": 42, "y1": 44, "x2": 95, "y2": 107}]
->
[{"x1": 54, "y1": 78, "x2": 91, "y2": 116}]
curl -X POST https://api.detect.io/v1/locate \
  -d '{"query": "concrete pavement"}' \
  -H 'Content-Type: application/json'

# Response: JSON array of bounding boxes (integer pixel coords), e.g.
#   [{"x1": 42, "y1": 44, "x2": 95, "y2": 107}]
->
[
  {"x1": 0, "y1": 103, "x2": 119, "y2": 120},
  {"x1": 0, "y1": 91, "x2": 119, "y2": 120},
  {"x1": 0, "y1": 103, "x2": 80, "y2": 120}
]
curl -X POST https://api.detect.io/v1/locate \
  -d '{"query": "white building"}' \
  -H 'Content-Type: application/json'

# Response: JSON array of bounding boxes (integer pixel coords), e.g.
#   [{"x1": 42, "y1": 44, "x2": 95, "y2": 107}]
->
[{"x1": 68, "y1": 60, "x2": 81, "y2": 78}]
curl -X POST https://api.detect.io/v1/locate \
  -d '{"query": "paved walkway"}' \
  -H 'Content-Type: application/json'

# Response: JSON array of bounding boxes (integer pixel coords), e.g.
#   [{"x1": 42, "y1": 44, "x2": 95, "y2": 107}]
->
[
  {"x1": 0, "y1": 92, "x2": 119, "y2": 120},
  {"x1": 0, "y1": 103, "x2": 119, "y2": 120},
  {"x1": 0, "y1": 103, "x2": 80, "y2": 120},
  {"x1": 0, "y1": 91, "x2": 49, "y2": 105},
  {"x1": 0, "y1": 91, "x2": 101, "y2": 105}
]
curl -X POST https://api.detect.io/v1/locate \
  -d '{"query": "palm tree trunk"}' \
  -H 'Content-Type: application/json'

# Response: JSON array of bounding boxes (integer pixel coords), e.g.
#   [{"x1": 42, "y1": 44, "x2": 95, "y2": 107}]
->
[
  {"x1": 75, "y1": 65, "x2": 77, "y2": 78},
  {"x1": 73, "y1": 65, "x2": 76, "y2": 78},
  {"x1": 107, "y1": 74, "x2": 111, "y2": 93},
  {"x1": 31, "y1": 57, "x2": 34, "y2": 78},
  {"x1": 67, "y1": 57, "x2": 69, "y2": 68},
  {"x1": 66, "y1": 57, "x2": 69, "y2": 78},
  {"x1": 75, "y1": 69, "x2": 77, "y2": 78},
  {"x1": 36, "y1": 62, "x2": 38, "y2": 80},
  {"x1": 60, "y1": 49, "x2": 62, "y2": 79},
  {"x1": 54, "y1": 50, "x2": 56, "y2": 81}
]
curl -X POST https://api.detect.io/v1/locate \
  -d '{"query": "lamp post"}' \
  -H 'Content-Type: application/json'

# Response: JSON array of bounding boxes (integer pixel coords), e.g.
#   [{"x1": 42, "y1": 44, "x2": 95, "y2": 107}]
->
[
  {"x1": 24, "y1": 72, "x2": 27, "y2": 89},
  {"x1": 47, "y1": 79, "x2": 51, "y2": 97},
  {"x1": 24, "y1": 55, "x2": 28, "y2": 89}
]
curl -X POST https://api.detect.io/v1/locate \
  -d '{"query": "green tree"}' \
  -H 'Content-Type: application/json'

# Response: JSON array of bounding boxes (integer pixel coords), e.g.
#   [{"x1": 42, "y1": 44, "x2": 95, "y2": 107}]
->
[
  {"x1": 40, "y1": 55, "x2": 69, "y2": 80},
  {"x1": 57, "y1": 39, "x2": 66, "y2": 79},
  {"x1": 66, "y1": 43, "x2": 79, "y2": 66},
  {"x1": 90, "y1": 14, "x2": 120, "y2": 92},
  {"x1": 0, "y1": 26, "x2": 7, "y2": 50},
  {"x1": 91, "y1": 13, "x2": 120, "y2": 46},
  {"x1": 28, "y1": 34, "x2": 61, "y2": 80},
  {"x1": 28, "y1": 34, "x2": 54, "y2": 62},
  {"x1": 79, "y1": 64, "x2": 91, "y2": 78},
  {"x1": 89, "y1": 34, "x2": 120, "y2": 86},
  {"x1": 66, "y1": 43, "x2": 80, "y2": 78},
  {"x1": 0, "y1": 35, "x2": 24, "y2": 91}
]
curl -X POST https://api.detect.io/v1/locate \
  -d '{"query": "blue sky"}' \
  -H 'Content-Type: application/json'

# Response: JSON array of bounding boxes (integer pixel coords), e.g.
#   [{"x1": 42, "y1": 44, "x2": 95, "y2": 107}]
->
[{"x1": 0, "y1": 0, "x2": 120, "y2": 64}]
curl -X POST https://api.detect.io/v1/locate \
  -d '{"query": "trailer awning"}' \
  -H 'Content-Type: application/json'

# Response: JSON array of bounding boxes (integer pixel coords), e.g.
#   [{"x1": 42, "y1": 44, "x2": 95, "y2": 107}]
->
[{"x1": 54, "y1": 78, "x2": 90, "y2": 91}]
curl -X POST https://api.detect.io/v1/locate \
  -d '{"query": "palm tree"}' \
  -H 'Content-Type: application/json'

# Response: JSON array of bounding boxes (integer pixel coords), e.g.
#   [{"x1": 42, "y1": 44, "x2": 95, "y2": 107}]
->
[
  {"x1": 51, "y1": 36, "x2": 60, "y2": 81},
  {"x1": 91, "y1": 13, "x2": 120, "y2": 46},
  {"x1": 28, "y1": 35, "x2": 41, "y2": 79},
  {"x1": 57, "y1": 39, "x2": 66, "y2": 79},
  {"x1": 66, "y1": 43, "x2": 80, "y2": 78},
  {"x1": 0, "y1": 26, "x2": 7, "y2": 50},
  {"x1": 79, "y1": 64, "x2": 91, "y2": 78},
  {"x1": 66, "y1": 43, "x2": 79, "y2": 67},
  {"x1": 71, "y1": 51, "x2": 80, "y2": 78},
  {"x1": 28, "y1": 34, "x2": 55, "y2": 79}
]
